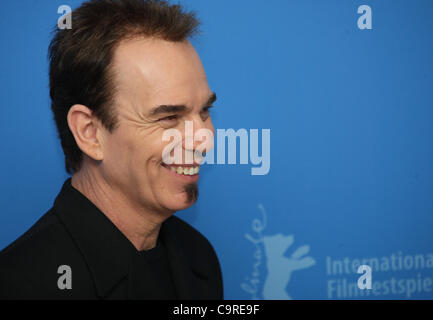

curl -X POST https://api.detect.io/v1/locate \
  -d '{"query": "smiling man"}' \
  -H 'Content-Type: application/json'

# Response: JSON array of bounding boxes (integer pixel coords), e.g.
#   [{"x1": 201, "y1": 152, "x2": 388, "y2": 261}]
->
[{"x1": 0, "y1": 0, "x2": 223, "y2": 300}]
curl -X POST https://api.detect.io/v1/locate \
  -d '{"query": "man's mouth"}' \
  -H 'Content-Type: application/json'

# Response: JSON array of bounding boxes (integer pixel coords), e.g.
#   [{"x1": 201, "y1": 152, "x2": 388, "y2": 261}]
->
[{"x1": 161, "y1": 164, "x2": 200, "y2": 176}]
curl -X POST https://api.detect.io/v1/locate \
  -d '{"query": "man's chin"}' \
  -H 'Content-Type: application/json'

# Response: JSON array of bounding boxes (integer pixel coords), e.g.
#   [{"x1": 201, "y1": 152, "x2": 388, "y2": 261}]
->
[
  {"x1": 184, "y1": 183, "x2": 199, "y2": 203},
  {"x1": 163, "y1": 184, "x2": 199, "y2": 212}
]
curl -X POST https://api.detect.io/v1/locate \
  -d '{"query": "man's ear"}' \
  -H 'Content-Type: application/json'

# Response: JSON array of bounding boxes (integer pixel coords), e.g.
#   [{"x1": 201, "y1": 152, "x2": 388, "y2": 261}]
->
[{"x1": 67, "y1": 104, "x2": 104, "y2": 161}]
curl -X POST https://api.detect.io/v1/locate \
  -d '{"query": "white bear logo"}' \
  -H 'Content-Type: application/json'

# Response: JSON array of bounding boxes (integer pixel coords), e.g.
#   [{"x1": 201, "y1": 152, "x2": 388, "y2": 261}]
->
[
  {"x1": 262, "y1": 233, "x2": 315, "y2": 299},
  {"x1": 242, "y1": 204, "x2": 316, "y2": 299}
]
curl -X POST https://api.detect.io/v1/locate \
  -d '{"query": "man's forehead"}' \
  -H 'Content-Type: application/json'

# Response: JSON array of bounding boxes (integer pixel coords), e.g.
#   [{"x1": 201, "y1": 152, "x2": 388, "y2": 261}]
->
[
  {"x1": 111, "y1": 37, "x2": 210, "y2": 112},
  {"x1": 112, "y1": 37, "x2": 203, "y2": 83}
]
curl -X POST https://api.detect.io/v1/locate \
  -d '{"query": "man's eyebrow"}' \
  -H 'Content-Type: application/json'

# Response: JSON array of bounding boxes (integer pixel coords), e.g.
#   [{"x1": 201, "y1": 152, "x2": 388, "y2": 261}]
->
[
  {"x1": 206, "y1": 92, "x2": 217, "y2": 106},
  {"x1": 149, "y1": 104, "x2": 187, "y2": 116},
  {"x1": 148, "y1": 92, "x2": 217, "y2": 116}
]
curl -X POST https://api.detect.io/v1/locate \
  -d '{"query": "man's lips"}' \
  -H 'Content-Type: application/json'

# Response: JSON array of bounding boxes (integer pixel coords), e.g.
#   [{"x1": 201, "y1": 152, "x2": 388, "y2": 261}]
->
[{"x1": 165, "y1": 163, "x2": 201, "y2": 167}]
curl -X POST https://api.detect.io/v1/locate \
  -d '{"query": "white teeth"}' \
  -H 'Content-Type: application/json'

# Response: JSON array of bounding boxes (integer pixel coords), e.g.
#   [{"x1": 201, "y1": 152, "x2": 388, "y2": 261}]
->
[{"x1": 168, "y1": 166, "x2": 200, "y2": 175}]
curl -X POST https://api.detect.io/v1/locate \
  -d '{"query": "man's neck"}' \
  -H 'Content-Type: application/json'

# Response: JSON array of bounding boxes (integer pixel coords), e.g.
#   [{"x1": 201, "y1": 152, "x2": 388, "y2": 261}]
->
[{"x1": 71, "y1": 165, "x2": 170, "y2": 251}]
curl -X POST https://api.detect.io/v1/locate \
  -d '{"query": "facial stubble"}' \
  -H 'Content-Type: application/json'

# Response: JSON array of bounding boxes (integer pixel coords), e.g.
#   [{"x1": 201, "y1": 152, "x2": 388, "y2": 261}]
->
[{"x1": 184, "y1": 183, "x2": 199, "y2": 203}]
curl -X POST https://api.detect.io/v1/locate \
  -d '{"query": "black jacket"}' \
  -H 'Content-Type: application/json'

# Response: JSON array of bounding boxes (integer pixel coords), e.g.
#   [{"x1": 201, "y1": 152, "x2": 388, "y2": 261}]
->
[{"x1": 0, "y1": 179, "x2": 223, "y2": 300}]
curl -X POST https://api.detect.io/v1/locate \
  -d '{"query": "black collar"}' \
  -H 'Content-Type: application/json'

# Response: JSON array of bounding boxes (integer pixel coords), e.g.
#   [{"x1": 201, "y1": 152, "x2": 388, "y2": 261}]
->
[{"x1": 53, "y1": 179, "x2": 198, "y2": 299}]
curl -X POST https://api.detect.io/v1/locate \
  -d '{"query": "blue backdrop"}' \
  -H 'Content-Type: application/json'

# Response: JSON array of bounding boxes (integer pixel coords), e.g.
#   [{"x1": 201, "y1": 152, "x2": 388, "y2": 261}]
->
[{"x1": 0, "y1": 0, "x2": 432, "y2": 299}]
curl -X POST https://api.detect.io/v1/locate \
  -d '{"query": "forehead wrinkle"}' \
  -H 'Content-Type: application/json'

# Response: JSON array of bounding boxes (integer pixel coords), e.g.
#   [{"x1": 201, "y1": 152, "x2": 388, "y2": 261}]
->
[
  {"x1": 148, "y1": 78, "x2": 211, "y2": 109},
  {"x1": 111, "y1": 62, "x2": 155, "y2": 124},
  {"x1": 111, "y1": 38, "x2": 210, "y2": 122}
]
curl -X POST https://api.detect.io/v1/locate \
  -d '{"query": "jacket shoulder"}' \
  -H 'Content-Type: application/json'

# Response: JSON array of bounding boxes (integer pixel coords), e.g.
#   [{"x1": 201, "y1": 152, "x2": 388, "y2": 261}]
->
[
  {"x1": 166, "y1": 215, "x2": 224, "y2": 299},
  {"x1": 0, "y1": 208, "x2": 93, "y2": 299}
]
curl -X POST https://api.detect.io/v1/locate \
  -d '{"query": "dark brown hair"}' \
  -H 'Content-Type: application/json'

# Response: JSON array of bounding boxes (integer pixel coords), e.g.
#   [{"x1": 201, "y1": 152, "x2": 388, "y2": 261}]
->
[{"x1": 49, "y1": 0, "x2": 200, "y2": 173}]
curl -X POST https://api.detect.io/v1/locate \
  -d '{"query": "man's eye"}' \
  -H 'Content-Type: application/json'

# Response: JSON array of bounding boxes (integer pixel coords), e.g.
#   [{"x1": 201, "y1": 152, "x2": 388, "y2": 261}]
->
[
  {"x1": 159, "y1": 115, "x2": 178, "y2": 121},
  {"x1": 201, "y1": 106, "x2": 212, "y2": 118}
]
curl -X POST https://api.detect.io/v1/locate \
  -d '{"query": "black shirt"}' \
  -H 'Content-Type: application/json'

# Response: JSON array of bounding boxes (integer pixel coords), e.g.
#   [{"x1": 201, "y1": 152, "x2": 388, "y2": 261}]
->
[
  {"x1": 0, "y1": 179, "x2": 224, "y2": 299},
  {"x1": 130, "y1": 238, "x2": 177, "y2": 299}
]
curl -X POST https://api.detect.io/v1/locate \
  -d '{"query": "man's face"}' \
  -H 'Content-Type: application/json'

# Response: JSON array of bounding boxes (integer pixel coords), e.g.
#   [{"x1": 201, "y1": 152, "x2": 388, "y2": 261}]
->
[{"x1": 99, "y1": 38, "x2": 215, "y2": 215}]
